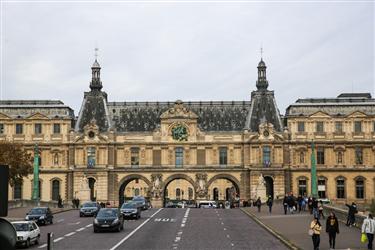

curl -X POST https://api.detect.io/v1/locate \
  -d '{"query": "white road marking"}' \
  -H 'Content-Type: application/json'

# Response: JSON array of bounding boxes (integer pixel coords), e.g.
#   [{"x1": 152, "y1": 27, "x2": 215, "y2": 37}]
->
[
  {"x1": 227, "y1": 235, "x2": 230, "y2": 238},
  {"x1": 85, "y1": 224, "x2": 92, "y2": 227},
  {"x1": 76, "y1": 227, "x2": 86, "y2": 232},
  {"x1": 38, "y1": 244, "x2": 47, "y2": 248},
  {"x1": 221, "y1": 222, "x2": 224, "y2": 225},
  {"x1": 224, "y1": 228, "x2": 227, "y2": 231},
  {"x1": 68, "y1": 221, "x2": 81, "y2": 225},
  {"x1": 181, "y1": 223, "x2": 185, "y2": 227},
  {"x1": 65, "y1": 232, "x2": 76, "y2": 237},
  {"x1": 109, "y1": 208, "x2": 163, "y2": 250},
  {"x1": 231, "y1": 243, "x2": 234, "y2": 247},
  {"x1": 154, "y1": 218, "x2": 162, "y2": 222},
  {"x1": 54, "y1": 237, "x2": 64, "y2": 242},
  {"x1": 175, "y1": 236, "x2": 181, "y2": 242}
]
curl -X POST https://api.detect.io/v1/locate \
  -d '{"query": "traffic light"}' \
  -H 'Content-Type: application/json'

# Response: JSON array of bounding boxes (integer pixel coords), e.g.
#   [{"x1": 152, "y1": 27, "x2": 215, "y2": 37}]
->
[{"x1": 0, "y1": 165, "x2": 9, "y2": 217}]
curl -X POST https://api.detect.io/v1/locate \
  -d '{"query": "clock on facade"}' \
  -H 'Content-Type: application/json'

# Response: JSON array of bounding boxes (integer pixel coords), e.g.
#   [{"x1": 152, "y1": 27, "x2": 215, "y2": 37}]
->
[
  {"x1": 263, "y1": 130, "x2": 269, "y2": 137},
  {"x1": 171, "y1": 125, "x2": 188, "y2": 141}
]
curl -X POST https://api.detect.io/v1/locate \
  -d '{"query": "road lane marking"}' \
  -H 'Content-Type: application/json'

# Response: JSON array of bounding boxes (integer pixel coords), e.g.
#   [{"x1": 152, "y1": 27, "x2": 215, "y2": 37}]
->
[
  {"x1": 68, "y1": 221, "x2": 81, "y2": 225},
  {"x1": 109, "y1": 208, "x2": 163, "y2": 250},
  {"x1": 65, "y1": 232, "x2": 76, "y2": 237},
  {"x1": 181, "y1": 224, "x2": 185, "y2": 227},
  {"x1": 38, "y1": 244, "x2": 47, "y2": 248},
  {"x1": 76, "y1": 227, "x2": 86, "y2": 232},
  {"x1": 57, "y1": 219, "x2": 64, "y2": 223},
  {"x1": 85, "y1": 224, "x2": 92, "y2": 227},
  {"x1": 54, "y1": 237, "x2": 64, "y2": 242}
]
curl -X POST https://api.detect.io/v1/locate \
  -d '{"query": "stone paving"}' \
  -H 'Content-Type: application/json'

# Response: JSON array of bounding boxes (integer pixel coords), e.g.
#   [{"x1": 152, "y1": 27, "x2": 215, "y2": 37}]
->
[{"x1": 243, "y1": 205, "x2": 366, "y2": 250}]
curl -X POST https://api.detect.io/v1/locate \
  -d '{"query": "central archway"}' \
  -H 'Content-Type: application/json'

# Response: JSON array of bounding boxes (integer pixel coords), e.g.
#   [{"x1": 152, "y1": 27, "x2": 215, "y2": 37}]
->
[
  {"x1": 207, "y1": 174, "x2": 241, "y2": 207},
  {"x1": 118, "y1": 174, "x2": 152, "y2": 206},
  {"x1": 161, "y1": 174, "x2": 197, "y2": 207}
]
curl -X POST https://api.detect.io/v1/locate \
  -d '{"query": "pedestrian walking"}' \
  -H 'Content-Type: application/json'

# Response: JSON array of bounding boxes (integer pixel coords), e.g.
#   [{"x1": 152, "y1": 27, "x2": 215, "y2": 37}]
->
[
  {"x1": 297, "y1": 195, "x2": 303, "y2": 213},
  {"x1": 255, "y1": 197, "x2": 262, "y2": 212},
  {"x1": 318, "y1": 201, "x2": 325, "y2": 219},
  {"x1": 362, "y1": 213, "x2": 375, "y2": 250},
  {"x1": 266, "y1": 196, "x2": 273, "y2": 213},
  {"x1": 310, "y1": 217, "x2": 322, "y2": 250},
  {"x1": 283, "y1": 196, "x2": 288, "y2": 215},
  {"x1": 346, "y1": 202, "x2": 358, "y2": 227},
  {"x1": 308, "y1": 197, "x2": 313, "y2": 214},
  {"x1": 58, "y1": 195, "x2": 63, "y2": 208},
  {"x1": 312, "y1": 198, "x2": 319, "y2": 218},
  {"x1": 326, "y1": 211, "x2": 339, "y2": 249}
]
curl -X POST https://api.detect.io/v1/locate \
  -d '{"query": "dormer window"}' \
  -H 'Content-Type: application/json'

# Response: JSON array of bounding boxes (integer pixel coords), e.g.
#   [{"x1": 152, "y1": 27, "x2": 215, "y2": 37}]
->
[
  {"x1": 354, "y1": 121, "x2": 362, "y2": 133},
  {"x1": 35, "y1": 124, "x2": 42, "y2": 134}
]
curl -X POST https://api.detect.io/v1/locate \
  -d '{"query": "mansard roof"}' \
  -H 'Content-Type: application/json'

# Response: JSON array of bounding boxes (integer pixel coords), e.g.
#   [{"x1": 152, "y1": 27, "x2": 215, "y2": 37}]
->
[
  {"x1": 0, "y1": 100, "x2": 75, "y2": 119},
  {"x1": 286, "y1": 93, "x2": 375, "y2": 117},
  {"x1": 108, "y1": 101, "x2": 250, "y2": 132}
]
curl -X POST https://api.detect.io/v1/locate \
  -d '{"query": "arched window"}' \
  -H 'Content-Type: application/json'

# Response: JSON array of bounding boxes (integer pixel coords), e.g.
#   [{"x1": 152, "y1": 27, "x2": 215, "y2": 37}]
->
[
  {"x1": 317, "y1": 177, "x2": 326, "y2": 199},
  {"x1": 134, "y1": 188, "x2": 140, "y2": 196},
  {"x1": 52, "y1": 180, "x2": 60, "y2": 201},
  {"x1": 13, "y1": 181, "x2": 22, "y2": 200},
  {"x1": 176, "y1": 188, "x2": 181, "y2": 200},
  {"x1": 298, "y1": 178, "x2": 307, "y2": 196},
  {"x1": 336, "y1": 177, "x2": 345, "y2": 199},
  {"x1": 355, "y1": 178, "x2": 365, "y2": 199}
]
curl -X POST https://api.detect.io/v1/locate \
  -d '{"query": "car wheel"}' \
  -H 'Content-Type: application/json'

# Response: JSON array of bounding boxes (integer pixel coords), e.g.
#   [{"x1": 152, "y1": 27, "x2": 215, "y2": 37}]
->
[
  {"x1": 137, "y1": 214, "x2": 140, "y2": 219},
  {"x1": 50, "y1": 219, "x2": 53, "y2": 224},
  {"x1": 117, "y1": 225, "x2": 121, "y2": 232},
  {"x1": 79, "y1": 213, "x2": 83, "y2": 217},
  {"x1": 26, "y1": 238, "x2": 30, "y2": 248},
  {"x1": 35, "y1": 235, "x2": 40, "y2": 245},
  {"x1": 94, "y1": 228, "x2": 98, "y2": 233},
  {"x1": 121, "y1": 222, "x2": 124, "y2": 230}
]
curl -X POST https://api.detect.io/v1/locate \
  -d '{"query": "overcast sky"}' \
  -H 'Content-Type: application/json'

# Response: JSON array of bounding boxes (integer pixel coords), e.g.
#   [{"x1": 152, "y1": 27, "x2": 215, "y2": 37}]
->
[{"x1": 1, "y1": 1, "x2": 374, "y2": 116}]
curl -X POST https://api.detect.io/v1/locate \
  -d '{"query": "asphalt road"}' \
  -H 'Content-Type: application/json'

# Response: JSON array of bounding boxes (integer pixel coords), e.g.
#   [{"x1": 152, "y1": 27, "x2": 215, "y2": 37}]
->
[{"x1": 27, "y1": 208, "x2": 288, "y2": 250}]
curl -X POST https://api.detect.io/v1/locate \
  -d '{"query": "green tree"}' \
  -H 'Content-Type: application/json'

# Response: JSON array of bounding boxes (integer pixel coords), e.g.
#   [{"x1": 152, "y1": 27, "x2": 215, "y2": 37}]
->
[{"x1": 0, "y1": 142, "x2": 33, "y2": 186}]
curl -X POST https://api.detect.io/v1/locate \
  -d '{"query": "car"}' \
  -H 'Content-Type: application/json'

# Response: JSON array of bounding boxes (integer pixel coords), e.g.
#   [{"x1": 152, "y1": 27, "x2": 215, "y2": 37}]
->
[
  {"x1": 318, "y1": 198, "x2": 331, "y2": 204},
  {"x1": 25, "y1": 207, "x2": 53, "y2": 225},
  {"x1": 12, "y1": 221, "x2": 40, "y2": 248},
  {"x1": 120, "y1": 202, "x2": 141, "y2": 219},
  {"x1": 132, "y1": 196, "x2": 148, "y2": 210},
  {"x1": 198, "y1": 201, "x2": 217, "y2": 208},
  {"x1": 80, "y1": 202, "x2": 101, "y2": 217},
  {"x1": 93, "y1": 208, "x2": 124, "y2": 233}
]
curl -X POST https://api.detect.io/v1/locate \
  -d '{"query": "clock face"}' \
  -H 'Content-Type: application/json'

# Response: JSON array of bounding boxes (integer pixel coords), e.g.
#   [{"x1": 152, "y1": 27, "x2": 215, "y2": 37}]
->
[
  {"x1": 263, "y1": 130, "x2": 269, "y2": 137},
  {"x1": 88, "y1": 131, "x2": 95, "y2": 138},
  {"x1": 171, "y1": 125, "x2": 188, "y2": 141}
]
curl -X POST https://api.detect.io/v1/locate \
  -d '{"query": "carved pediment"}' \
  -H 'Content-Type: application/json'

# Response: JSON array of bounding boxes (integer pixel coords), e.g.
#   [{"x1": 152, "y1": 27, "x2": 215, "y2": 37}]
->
[
  {"x1": 309, "y1": 111, "x2": 331, "y2": 118},
  {"x1": 26, "y1": 112, "x2": 49, "y2": 120},
  {"x1": 346, "y1": 111, "x2": 367, "y2": 118},
  {"x1": 0, "y1": 112, "x2": 11, "y2": 119},
  {"x1": 160, "y1": 100, "x2": 198, "y2": 120}
]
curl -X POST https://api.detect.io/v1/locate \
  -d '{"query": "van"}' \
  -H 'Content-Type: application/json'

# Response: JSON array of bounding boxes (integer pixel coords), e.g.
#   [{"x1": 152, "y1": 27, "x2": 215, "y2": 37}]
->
[{"x1": 198, "y1": 201, "x2": 217, "y2": 208}]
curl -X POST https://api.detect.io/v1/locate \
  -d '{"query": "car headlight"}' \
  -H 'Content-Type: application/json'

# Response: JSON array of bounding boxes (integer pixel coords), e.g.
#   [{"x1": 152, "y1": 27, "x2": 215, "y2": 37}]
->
[
  {"x1": 25, "y1": 215, "x2": 29, "y2": 220},
  {"x1": 39, "y1": 216, "x2": 45, "y2": 219},
  {"x1": 94, "y1": 219, "x2": 98, "y2": 224},
  {"x1": 112, "y1": 218, "x2": 119, "y2": 224}
]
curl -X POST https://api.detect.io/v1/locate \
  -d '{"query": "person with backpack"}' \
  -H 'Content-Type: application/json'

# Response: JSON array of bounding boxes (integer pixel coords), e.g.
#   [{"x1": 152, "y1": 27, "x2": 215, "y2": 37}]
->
[
  {"x1": 326, "y1": 211, "x2": 339, "y2": 249},
  {"x1": 362, "y1": 213, "x2": 375, "y2": 250}
]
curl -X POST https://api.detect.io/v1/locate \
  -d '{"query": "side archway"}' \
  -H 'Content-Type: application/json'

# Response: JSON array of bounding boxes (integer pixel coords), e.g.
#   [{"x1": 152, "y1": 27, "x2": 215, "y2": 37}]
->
[
  {"x1": 207, "y1": 174, "x2": 241, "y2": 206},
  {"x1": 161, "y1": 174, "x2": 197, "y2": 206},
  {"x1": 118, "y1": 174, "x2": 152, "y2": 206}
]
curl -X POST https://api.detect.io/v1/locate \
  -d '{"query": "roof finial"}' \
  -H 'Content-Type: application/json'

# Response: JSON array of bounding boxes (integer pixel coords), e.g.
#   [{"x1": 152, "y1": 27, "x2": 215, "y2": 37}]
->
[
  {"x1": 94, "y1": 47, "x2": 99, "y2": 61},
  {"x1": 260, "y1": 44, "x2": 263, "y2": 60}
]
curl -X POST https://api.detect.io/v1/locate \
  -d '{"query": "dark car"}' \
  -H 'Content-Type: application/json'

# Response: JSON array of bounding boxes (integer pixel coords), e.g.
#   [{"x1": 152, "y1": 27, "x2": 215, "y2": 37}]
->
[
  {"x1": 80, "y1": 202, "x2": 101, "y2": 217},
  {"x1": 120, "y1": 202, "x2": 141, "y2": 219},
  {"x1": 25, "y1": 207, "x2": 53, "y2": 225},
  {"x1": 132, "y1": 196, "x2": 148, "y2": 210},
  {"x1": 93, "y1": 208, "x2": 124, "y2": 233}
]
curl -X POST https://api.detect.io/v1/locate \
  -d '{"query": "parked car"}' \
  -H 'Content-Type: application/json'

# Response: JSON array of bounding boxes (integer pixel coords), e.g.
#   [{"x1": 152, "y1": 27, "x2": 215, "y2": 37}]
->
[
  {"x1": 132, "y1": 196, "x2": 148, "y2": 210},
  {"x1": 198, "y1": 201, "x2": 217, "y2": 208},
  {"x1": 80, "y1": 202, "x2": 101, "y2": 217},
  {"x1": 165, "y1": 201, "x2": 178, "y2": 208},
  {"x1": 25, "y1": 207, "x2": 53, "y2": 225},
  {"x1": 120, "y1": 202, "x2": 141, "y2": 219},
  {"x1": 93, "y1": 208, "x2": 124, "y2": 233},
  {"x1": 12, "y1": 221, "x2": 40, "y2": 248}
]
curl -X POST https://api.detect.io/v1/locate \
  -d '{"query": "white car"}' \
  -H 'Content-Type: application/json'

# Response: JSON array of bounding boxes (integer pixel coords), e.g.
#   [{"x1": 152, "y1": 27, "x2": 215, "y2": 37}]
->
[{"x1": 12, "y1": 221, "x2": 40, "y2": 248}]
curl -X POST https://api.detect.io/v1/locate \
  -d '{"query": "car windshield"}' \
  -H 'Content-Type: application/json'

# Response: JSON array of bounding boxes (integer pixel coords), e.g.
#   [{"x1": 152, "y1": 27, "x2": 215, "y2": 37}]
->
[
  {"x1": 29, "y1": 208, "x2": 46, "y2": 214},
  {"x1": 121, "y1": 203, "x2": 136, "y2": 209},
  {"x1": 97, "y1": 209, "x2": 117, "y2": 217},
  {"x1": 83, "y1": 203, "x2": 96, "y2": 208},
  {"x1": 132, "y1": 197, "x2": 144, "y2": 201},
  {"x1": 13, "y1": 223, "x2": 29, "y2": 231}
]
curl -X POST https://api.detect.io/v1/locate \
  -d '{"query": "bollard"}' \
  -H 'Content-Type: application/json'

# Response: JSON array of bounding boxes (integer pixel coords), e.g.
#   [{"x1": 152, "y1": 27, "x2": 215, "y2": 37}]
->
[{"x1": 47, "y1": 232, "x2": 54, "y2": 250}]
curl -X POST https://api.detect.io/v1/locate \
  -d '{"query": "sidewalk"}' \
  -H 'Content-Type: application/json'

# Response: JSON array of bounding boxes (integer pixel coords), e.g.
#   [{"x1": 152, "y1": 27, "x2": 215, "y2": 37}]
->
[
  {"x1": 242, "y1": 205, "x2": 365, "y2": 250},
  {"x1": 5, "y1": 206, "x2": 74, "y2": 221}
]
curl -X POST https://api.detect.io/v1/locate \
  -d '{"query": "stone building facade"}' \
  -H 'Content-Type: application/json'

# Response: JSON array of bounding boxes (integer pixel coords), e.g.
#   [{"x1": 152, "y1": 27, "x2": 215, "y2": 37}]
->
[{"x1": 2, "y1": 58, "x2": 375, "y2": 207}]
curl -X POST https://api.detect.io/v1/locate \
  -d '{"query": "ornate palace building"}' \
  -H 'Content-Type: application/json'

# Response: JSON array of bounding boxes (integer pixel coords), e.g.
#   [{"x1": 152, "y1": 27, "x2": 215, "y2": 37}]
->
[{"x1": 3, "y1": 57, "x2": 375, "y2": 207}]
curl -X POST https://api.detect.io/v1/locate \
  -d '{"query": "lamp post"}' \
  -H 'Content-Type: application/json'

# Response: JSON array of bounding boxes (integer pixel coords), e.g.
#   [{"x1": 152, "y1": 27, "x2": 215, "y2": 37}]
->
[
  {"x1": 310, "y1": 141, "x2": 318, "y2": 198},
  {"x1": 32, "y1": 144, "x2": 40, "y2": 206}
]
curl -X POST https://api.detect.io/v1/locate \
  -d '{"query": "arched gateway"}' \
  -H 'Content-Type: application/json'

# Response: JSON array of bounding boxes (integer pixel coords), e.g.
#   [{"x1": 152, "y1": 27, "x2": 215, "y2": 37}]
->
[{"x1": 118, "y1": 174, "x2": 152, "y2": 206}]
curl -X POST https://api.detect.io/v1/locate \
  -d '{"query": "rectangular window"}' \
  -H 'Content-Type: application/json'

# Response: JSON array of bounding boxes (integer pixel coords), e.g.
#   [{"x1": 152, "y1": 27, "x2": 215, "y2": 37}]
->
[
  {"x1": 355, "y1": 179, "x2": 364, "y2": 199},
  {"x1": 354, "y1": 121, "x2": 362, "y2": 133},
  {"x1": 34, "y1": 123, "x2": 42, "y2": 134},
  {"x1": 298, "y1": 179, "x2": 307, "y2": 196},
  {"x1": 0, "y1": 124, "x2": 4, "y2": 134},
  {"x1": 175, "y1": 147, "x2": 183, "y2": 167},
  {"x1": 316, "y1": 122, "x2": 324, "y2": 133},
  {"x1": 15, "y1": 124, "x2": 23, "y2": 134},
  {"x1": 152, "y1": 150, "x2": 161, "y2": 166},
  {"x1": 297, "y1": 122, "x2": 305, "y2": 132},
  {"x1": 263, "y1": 146, "x2": 271, "y2": 167},
  {"x1": 53, "y1": 124, "x2": 61, "y2": 134},
  {"x1": 355, "y1": 147, "x2": 363, "y2": 165},
  {"x1": 13, "y1": 181, "x2": 22, "y2": 199},
  {"x1": 87, "y1": 147, "x2": 96, "y2": 168},
  {"x1": 219, "y1": 147, "x2": 227, "y2": 165},
  {"x1": 197, "y1": 149, "x2": 206, "y2": 165},
  {"x1": 336, "y1": 179, "x2": 345, "y2": 199},
  {"x1": 131, "y1": 147, "x2": 140, "y2": 167},
  {"x1": 335, "y1": 121, "x2": 343, "y2": 133},
  {"x1": 317, "y1": 148, "x2": 325, "y2": 164},
  {"x1": 318, "y1": 179, "x2": 326, "y2": 198}
]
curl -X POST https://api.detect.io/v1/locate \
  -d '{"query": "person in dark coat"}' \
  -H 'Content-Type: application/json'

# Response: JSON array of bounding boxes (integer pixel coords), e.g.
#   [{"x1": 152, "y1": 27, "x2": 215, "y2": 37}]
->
[
  {"x1": 345, "y1": 202, "x2": 358, "y2": 227},
  {"x1": 58, "y1": 195, "x2": 63, "y2": 208},
  {"x1": 266, "y1": 196, "x2": 273, "y2": 213},
  {"x1": 297, "y1": 195, "x2": 303, "y2": 213},
  {"x1": 255, "y1": 197, "x2": 262, "y2": 212},
  {"x1": 308, "y1": 197, "x2": 313, "y2": 214},
  {"x1": 326, "y1": 211, "x2": 339, "y2": 249},
  {"x1": 312, "y1": 198, "x2": 319, "y2": 218},
  {"x1": 283, "y1": 196, "x2": 288, "y2": 215}
]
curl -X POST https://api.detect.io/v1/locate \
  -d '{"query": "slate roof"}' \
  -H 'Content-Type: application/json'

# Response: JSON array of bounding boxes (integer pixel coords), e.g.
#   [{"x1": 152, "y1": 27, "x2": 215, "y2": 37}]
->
[
  {"x1": 108, "y1": 101, "x2": 251, "y2": 132},
  {"x1": 286, "y1": 93, "x2": 375, "y2": 117}
]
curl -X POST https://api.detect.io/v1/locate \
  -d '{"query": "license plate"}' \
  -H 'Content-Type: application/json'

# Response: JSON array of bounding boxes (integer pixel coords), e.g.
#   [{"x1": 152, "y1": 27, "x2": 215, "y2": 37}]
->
[{"x1": 101, "y1": 225, "x2": 110, "y2": 227}]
